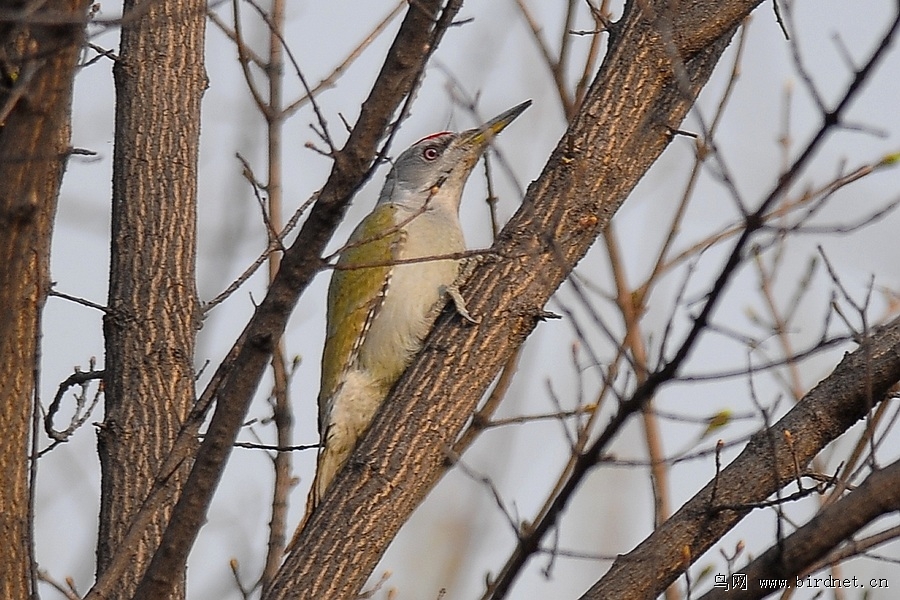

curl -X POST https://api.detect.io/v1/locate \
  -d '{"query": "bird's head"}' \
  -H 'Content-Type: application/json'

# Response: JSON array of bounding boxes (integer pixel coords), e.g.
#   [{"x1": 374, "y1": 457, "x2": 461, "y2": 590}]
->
[{"x1": 377, "y1": 100, "x2": 531, "y2": 213}]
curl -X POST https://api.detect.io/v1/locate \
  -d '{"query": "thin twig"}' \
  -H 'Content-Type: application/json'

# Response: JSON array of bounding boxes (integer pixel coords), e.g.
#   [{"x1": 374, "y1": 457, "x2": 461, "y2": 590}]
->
[
  {"x1": 36, "y1": 570, "x2": 81, "y2": 600},
  {"x1": 43, "y1": 368, "x2": 105, "y2": 443},
  {"x1": 48, "y1": 288, "x2": 108, "y2": 312},
  {"x1": 202, "y1": 191, "x2": 319, "y2": 313},
  {"x1": 514, "y1": 0, "x2": 574, "y2": 117},
  {"x1": 283, "y1": 1, "x2": 405, "y2": 118}
]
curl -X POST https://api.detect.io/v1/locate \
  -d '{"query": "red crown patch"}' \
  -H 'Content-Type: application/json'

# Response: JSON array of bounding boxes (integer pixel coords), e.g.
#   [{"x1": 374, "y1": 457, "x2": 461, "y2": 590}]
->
[{"x1": 414, "y1": 131, "x2": 452, "y2": 145}]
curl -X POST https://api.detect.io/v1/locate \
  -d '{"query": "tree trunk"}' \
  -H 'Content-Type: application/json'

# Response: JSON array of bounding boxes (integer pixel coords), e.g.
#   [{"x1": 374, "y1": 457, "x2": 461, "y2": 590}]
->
[
  {"x1": 126, "y1": 2, "x2": 463, "y2": 598},
  {"x1": 96, "y1": 1, "x2": 206, "y2": 597},
  {"x1": 0, "y1": 2, "x2": 89, "y2": 598}
]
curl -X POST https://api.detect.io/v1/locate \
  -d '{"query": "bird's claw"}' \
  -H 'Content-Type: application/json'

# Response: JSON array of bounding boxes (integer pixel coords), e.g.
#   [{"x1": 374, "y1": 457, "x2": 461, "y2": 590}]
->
[{"x1": 444, "y1": 284, "x2": 481, "y2": 324}]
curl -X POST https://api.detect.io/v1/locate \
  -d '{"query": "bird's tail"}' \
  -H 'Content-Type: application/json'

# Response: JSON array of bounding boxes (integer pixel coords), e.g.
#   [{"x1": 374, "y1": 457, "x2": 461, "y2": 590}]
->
[{"x1": 285, "y1": 441, "x2": 342, "y2": 553}]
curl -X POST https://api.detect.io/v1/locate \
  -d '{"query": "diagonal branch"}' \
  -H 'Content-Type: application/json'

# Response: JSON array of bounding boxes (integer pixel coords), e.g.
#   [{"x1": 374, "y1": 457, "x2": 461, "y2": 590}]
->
[
  {"x1": 274, "y1": 1, "x2": 764, "y2": 598},
  {"x1": 699, "y1": 456, "x2": 900, "y2": 600},
  {"x1": 588, "y1": 315, "x2": 900, "y2": 600}
]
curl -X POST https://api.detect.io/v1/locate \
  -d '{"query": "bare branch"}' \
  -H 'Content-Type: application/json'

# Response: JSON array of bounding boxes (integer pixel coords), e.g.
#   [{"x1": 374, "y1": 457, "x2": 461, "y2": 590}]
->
[
  {"x1": 699, "y1": 458, "x2": 900, "y2": 600},
  {"x1": 583, "y1": 316, "x2": 900, "y2": 599},
  {"x1": 282, "y1": 1, "x2": 406, "y2": 118},
  {"x1": 43, "y1": 367, "x2": 104, "y2": 443}
]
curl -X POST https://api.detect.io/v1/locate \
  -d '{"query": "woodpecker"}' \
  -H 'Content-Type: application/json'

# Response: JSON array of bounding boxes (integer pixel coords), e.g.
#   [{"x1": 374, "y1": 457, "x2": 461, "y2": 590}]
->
[{"x1": 303, "y1": 99, "x2": 530, "y2": 527}]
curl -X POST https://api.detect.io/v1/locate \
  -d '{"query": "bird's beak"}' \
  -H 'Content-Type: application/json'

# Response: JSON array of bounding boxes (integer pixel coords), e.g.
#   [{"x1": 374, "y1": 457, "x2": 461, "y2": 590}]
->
[{"x1": 457, "y1": 99, "x2": 532, "y2": 151}]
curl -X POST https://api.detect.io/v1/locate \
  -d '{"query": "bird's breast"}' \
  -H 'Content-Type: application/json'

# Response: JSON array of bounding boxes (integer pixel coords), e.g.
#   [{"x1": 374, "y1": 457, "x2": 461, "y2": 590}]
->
[{"x1": 355, "y1": 210, "x2": 465, "y2": 385}]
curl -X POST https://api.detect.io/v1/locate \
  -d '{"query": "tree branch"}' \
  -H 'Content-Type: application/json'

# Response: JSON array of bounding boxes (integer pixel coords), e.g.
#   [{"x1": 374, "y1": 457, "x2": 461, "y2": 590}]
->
[
  {"x1": 276, "y1": 1, "x2": 763, "y2": 598},
  {"x1": 699, "y1": 457, "x2": 900, "y2": 600},
  {"x1": 582, "y1": 315, "x2": 900, "y2": 599}
]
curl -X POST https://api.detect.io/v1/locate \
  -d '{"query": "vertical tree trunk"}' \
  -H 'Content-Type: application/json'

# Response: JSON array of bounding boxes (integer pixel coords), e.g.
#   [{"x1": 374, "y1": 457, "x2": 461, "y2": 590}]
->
[
  {"x1": 0, "y1": 3, "x2": 89, "y2": 598},
  {"x1": 97, "y1": 1, "x2": 206, "y2": 597}
]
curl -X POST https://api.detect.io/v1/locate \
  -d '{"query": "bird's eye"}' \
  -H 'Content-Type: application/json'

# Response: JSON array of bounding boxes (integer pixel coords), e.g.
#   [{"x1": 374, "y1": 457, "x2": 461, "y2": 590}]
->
[{"x1": 422, "y1": 146, "x2": 440, "y2": 161}]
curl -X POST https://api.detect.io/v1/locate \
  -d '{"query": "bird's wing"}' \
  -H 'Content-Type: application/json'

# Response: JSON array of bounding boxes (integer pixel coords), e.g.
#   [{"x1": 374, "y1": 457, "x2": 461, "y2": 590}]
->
[{"x1": 319, "y1": 204, "x2": 403, "y2": 434}]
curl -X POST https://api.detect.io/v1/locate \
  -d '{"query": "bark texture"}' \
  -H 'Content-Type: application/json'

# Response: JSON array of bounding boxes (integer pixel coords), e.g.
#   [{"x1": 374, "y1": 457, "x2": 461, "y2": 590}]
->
[
  {"x1": 585, "y1": 316, "x2": 900, "y2": 599},
  {"x1": 96, "y1": 1, "x2": 205, "y2": 598},
  {"x1": 0, "y1": 2, "x2": 88, "y2": 598},
  {"x1": 700, "y1": 450, "x2": 900, "y2": 600},
  {"x1": 272, "y1": 0, "x2": 762, "y2": 597},
  {"x1": 128, "y1": 2, "x2": 463, "y2": 599}
]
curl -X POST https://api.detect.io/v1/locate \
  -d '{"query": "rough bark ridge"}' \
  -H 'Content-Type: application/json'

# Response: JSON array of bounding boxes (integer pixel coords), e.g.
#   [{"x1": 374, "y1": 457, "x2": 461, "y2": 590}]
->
[
  {"x1": 97, "y1": 1, "x2": 206, "y2": 598},
  {"x1": 0, "y1": 2, "x2": 89, "y2": 598},
  {"x1": 273, "y1": 1, "x2": 762, "y2": 598}
]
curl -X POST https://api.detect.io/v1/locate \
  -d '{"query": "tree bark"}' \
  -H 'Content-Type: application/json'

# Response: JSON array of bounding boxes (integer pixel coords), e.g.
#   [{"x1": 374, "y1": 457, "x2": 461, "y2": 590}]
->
[
  {"x1": 699, "y1": 454, "x2": 900, "y2": 600},
  {"x1": 0, "y1": 2, "x2": 88, "y2": 598},
  {"x1": 96, "y1": 1, "x2": 206, "y2": 598},
  {"x1": 584, "y1": 316, "x2": 900, "y2": 599},
  {"x1": 270, "y1": 0, "x2": 762, "y2": 597}
]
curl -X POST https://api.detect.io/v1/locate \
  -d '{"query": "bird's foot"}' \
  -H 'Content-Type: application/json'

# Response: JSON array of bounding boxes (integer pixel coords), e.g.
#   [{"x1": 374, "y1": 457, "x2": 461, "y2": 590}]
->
[{"x1": 443, "y1": 284, "x2": 481, "y2": 324}]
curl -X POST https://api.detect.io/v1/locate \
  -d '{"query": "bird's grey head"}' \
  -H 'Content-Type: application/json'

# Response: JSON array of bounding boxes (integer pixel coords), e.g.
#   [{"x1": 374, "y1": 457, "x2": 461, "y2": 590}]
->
[{"x1": 376, "y1": 100, "x2": 531, "y2": 213}]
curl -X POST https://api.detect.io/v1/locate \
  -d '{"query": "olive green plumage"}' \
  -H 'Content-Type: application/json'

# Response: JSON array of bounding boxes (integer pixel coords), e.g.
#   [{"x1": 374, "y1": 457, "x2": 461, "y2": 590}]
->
[{"x1": 319, "y1": 203, "x2": 402, "y2": 411}]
